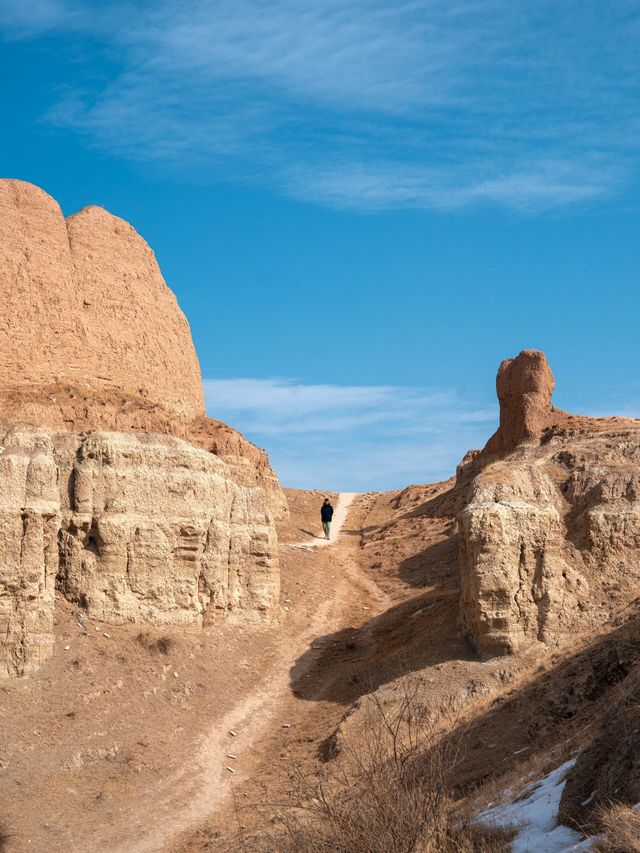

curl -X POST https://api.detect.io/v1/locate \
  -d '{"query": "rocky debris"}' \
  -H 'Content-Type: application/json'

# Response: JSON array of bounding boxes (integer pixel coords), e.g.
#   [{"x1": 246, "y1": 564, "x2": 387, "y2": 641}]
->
[
  {"x1": 457, "y1": 349, "x2": 640, "y2": 657},
  {"x1": 0, "y1": 179, "x2": 284, "y2": 678}
]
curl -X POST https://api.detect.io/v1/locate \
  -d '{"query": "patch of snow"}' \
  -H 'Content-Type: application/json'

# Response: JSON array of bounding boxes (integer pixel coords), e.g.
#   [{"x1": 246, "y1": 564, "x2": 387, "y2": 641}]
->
[{"x1": 479, "y1": 759, "x2": 598, "y2": 852}]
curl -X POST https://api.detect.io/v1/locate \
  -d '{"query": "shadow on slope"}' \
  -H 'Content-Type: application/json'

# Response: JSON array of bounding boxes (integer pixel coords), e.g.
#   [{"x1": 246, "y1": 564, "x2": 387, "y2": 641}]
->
[
  {"x1": 439, "y1": 602, "x2": 640, "y2": 800},
  {"x1": 289, "y1": 583, "x2": 477, "y2": 707}
]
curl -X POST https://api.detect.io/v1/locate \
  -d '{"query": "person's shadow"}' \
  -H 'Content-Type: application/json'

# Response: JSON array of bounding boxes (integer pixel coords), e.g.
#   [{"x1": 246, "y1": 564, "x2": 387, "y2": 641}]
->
[{"x1": 298, "y1": 527, "x2": 324, "y2": 539}]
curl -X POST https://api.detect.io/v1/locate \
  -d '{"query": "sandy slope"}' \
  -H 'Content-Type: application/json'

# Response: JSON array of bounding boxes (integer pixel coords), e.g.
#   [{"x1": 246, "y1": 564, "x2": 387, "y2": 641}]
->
[
  {"x1": 129, "y1": 493, "x2": 364, "y2": 853},
  {"x1": 0, "y1": 493, "x2": 370, "y2": 853},
  {"x1": 116, "y1": 492, "x2": 377, "y2": 853},
  {"x1": 168, "y1": 492, "x2": 394, "y2": 852},
  {"x1": 7, "y1": 482, "x2": 625, "y2": 852},
  {"x1": 287, "y1": 492, "x2": 358, "y2": 548}
]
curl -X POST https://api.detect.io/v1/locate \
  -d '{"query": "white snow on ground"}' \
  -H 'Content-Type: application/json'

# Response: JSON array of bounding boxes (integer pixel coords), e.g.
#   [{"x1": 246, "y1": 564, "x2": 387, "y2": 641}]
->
[{"x1": 478, "y1": 759, "x2": 598, "y2": 852}]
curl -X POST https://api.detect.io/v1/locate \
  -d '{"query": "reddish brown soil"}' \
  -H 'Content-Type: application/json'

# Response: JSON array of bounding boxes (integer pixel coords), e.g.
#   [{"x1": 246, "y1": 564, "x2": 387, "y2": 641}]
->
[{"x1": 4, "y1": 485, "x2": 639, "y2": 852}]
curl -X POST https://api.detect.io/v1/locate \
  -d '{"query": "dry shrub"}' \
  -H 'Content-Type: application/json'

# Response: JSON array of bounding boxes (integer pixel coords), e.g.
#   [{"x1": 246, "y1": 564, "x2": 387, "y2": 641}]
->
[
  {"x1": 229, "y1": 682, "x2": 515, "y2": 853},
  {"x1": 135, "y1": 632, "x2": 174, "y2": 655},
  {"x1": 596, "y1": 803, "x2": 640, "y2": 852},
  {"x1": 466, "y1": 738, "x2": 572, "y2": 817}
]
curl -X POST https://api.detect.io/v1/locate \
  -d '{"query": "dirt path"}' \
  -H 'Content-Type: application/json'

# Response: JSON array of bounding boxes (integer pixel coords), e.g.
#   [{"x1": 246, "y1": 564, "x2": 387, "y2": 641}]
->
[
  {"x1": 116, "y1": 491, "x2": 388, "y2": 853},
  {"x1": 288, "y1": 492, "x2": 357, "y2": 549}
]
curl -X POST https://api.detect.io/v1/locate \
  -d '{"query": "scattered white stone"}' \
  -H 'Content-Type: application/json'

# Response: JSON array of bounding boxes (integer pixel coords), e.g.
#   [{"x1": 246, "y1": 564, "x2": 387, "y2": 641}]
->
[
  {"x1": 227, "y1": 754, "x2": 237, "y2": 760},
  {"x1": 102, "y1": 633, "x2": 110, "y2": 638},
  {"x1": 226, "y1": 766, "x2": 236, "y2": 773},
  {"x1": 173, "y1": 672, "x2": 179, "y2": 678},
  {"x1": 282, "y1": 723, "x2": 291, "y2": 728},
  {"x1": 63, "y1": 645, "x2": 71, "y2": 651},
  {"x1": 228, "y1": 730, "x2": 237, "y2": 737}
]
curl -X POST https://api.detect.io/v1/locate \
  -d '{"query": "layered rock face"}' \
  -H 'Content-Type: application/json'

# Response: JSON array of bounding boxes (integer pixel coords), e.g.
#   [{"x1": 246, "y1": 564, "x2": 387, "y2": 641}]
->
[
  {"x1": 458, "y1": 350, "x2": 640, "y2": 656},
  {"x1": 0, "y1": 180, "x2": 284, "y2": 678},
  {"x1": 0, "y1": 427, "x2": 60, "y2": 678},
  {"x1": 56, "y1": 433, "x2": 277, "y2": 626},
  {"x1": 458, "y1": 464, "x2": 586, "y2": 656}
]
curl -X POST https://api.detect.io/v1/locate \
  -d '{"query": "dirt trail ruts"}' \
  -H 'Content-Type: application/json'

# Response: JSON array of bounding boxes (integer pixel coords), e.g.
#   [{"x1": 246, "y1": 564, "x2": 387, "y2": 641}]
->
[{"x1": 118, "y1": 491, "x2": 389, "y2": 853}]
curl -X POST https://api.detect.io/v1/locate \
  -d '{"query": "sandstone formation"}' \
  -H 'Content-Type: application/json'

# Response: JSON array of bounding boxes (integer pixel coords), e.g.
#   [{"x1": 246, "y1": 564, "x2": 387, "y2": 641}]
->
[
  {"x1": 0, "y1": 426, "x2": 60, "y2": 678},
  {"x1": 458, "y1": 463, "x2": 587, "y2": 655},
  {"x1": 56, "y1": 432, "x2": 277, "y2": 626},
  {"x1": 458, "y1": 349, "x2": 640, "y2": 656},
  {"x1": 0, "y1": 179, "x2": 285, "y2": 678},
  {"x1": 484, "y1": 349, "x2": 557, "y2": 453},
  {"x1": 0, "y1": 180, "x2": 204, "y2": 420}
]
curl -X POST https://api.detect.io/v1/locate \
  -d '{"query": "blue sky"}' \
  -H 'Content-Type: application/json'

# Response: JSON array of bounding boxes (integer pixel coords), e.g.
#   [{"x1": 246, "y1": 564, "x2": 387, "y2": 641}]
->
[{"x1": 1, "y1": 1, "x2": 640, "y2": 490}]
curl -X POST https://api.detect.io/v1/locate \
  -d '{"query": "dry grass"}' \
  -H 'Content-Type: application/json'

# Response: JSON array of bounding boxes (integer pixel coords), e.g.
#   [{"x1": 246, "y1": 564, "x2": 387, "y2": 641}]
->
[
  {"x1": 227, "y1": 682, "x2": 516, "y2": 853},
  {"x1": 595, "y1": 803, "x2": 640, "y2": 852},
  {"x1": 465, "y1": 738, "x2": 573, "y2": 817},
  {"x1": 135, "y1": 632, "x2": 174, "y2": 656}
]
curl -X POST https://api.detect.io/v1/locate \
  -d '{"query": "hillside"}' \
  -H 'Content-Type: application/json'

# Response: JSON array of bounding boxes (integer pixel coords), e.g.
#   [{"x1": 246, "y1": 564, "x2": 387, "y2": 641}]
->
[
  {"x1": 2, "y1": 191, "x2": 640, "y2": 853},
  {"x1": 171, "y1": 351, "x2": 640, "y2": 852}
]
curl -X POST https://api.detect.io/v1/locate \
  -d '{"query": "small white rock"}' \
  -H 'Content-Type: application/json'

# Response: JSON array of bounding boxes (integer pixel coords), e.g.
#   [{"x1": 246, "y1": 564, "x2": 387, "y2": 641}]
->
[
  {"x1": 63, "y1": 645, "x2": 70, "y2": 651},
  {"x1": 226, "y1": 766, "x2": 236, "y2": 773},
  {"x1": 173, "y1": 672, "x2": 179, "y2": 678},
  {"x1": 229, "y1": 730, "x2": 237, "y2": 737}
]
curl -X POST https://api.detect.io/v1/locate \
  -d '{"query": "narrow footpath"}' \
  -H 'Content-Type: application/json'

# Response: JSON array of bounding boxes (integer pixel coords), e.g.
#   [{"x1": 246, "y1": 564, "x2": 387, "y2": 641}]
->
[{"x1": 114, "y1": 491, "x2": 390, "y2": 853}]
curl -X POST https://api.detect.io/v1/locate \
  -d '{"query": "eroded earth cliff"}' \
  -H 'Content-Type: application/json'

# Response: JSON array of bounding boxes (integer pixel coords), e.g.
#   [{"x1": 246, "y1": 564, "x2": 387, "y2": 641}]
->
[
  {"x1": 458, "y1": 348, "x2": 640, "y2": 656},
  {"x1": 0, "y1": 179, "x2": 284, "y2": 679}
]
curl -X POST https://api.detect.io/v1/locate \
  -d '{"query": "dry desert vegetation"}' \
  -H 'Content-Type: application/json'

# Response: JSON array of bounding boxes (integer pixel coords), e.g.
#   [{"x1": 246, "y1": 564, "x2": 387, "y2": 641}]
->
[{"x1": 2, "y1": 180, "x2": 640, "y2": 852}]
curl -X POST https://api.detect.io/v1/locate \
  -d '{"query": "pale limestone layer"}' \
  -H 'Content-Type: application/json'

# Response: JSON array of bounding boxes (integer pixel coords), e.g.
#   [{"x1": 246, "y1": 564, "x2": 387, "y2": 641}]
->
[
  {"x1": 0, "y1": 427, "x2": 60, "y2": 678},
  {"x1": 458, "y1": 465, "x2": 586, "y2": 656},
  {"x1": 457, "y1": 350, "x2": 640, "y2": 657},
  {"x1": 0, "y1": 428, "x2": 279, "y2": 678}
]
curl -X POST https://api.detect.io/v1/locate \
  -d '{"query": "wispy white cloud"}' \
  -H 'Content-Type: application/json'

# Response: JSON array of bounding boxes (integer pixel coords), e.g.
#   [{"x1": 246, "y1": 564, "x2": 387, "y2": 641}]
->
[
  {"x1": 204, "y1": 377, "x2": 497, "y2": 489},
  {"x1": 284, "y1": 157, "x2": 620, "y2": 212},
  {"x1": 4, "y1": 0, "x2": 640, "y2": 211},
  {"x1": 0, "y1": 0, "x2": 83, "y2": 35}
]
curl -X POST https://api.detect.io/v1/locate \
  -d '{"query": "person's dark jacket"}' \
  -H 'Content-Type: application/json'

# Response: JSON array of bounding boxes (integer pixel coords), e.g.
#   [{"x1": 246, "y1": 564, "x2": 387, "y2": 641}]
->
[{"x1": 321, "y1": 503, "x2": 334, "y2": 522}]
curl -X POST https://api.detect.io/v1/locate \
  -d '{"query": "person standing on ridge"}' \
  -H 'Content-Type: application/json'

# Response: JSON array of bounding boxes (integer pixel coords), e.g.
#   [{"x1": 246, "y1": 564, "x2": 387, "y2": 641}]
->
[{"x1": 321, "y1": 498, "x2": 334, "y2": 540}]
